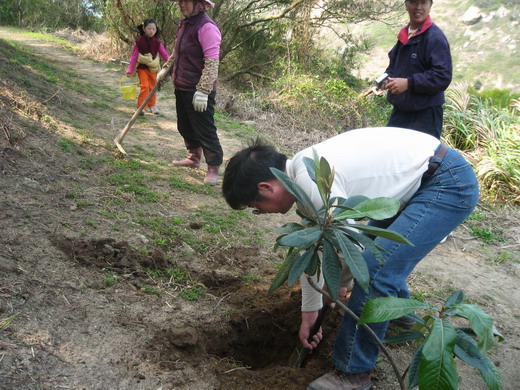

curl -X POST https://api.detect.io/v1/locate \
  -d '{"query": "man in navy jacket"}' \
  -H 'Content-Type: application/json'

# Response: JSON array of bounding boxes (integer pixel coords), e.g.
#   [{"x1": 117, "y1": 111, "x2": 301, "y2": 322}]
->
[{"x1": 381, "y1": 0, "x2": 452, "y2": 139}]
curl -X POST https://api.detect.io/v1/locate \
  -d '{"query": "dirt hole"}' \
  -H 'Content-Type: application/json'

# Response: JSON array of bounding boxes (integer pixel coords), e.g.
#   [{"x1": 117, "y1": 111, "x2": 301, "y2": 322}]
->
[{"x1": 207, "y1": 288, "x2": 303, "y2": 369}]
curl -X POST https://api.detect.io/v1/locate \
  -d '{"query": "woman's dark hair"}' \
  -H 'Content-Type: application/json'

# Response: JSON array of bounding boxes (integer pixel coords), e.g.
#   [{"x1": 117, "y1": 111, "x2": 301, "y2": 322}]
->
[
  {"x1": 136, "y1": 19, "x2": 160, "y2": 37},
  {"x1": 222, "y1": 138, "x2": 287, "y2": 210}
]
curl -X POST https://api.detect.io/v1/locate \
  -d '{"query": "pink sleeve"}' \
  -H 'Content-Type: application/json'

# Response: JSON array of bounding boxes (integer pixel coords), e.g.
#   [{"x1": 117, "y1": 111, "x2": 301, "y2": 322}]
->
[
  {"x1": 158, "y1": 43, "x2": 169, "y2": 61},
  {"x1": 126, "y1": 45, "x2": 139, "y2": 73},
  {"x1": 198, "y1": 23, "x2": 221, "y2": 59}
]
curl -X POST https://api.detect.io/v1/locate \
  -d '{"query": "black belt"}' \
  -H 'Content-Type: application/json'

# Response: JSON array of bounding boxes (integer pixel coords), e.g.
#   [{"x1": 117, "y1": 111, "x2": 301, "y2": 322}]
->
[{"x1": 421, "y1": 143, "x2": 449, "y2": 185}]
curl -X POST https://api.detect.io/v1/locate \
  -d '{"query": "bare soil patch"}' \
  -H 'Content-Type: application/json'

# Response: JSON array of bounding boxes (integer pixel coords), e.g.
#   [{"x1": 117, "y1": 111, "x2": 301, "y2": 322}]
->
[{"x1": 1, "y1": 28, "x2": 519, "y2": 390}]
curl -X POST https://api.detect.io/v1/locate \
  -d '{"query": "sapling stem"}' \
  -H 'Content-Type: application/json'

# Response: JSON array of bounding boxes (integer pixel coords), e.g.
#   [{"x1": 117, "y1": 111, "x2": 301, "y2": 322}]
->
[{"x1": 307, "y1": 277, "x2": 406, "y2": 390}]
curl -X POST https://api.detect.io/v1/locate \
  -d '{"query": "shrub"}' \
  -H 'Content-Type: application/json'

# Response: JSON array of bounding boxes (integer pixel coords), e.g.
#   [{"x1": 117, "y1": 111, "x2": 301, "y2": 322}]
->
[{"x1": 443, "y1": 83, "x2": 520, "y2": 203}]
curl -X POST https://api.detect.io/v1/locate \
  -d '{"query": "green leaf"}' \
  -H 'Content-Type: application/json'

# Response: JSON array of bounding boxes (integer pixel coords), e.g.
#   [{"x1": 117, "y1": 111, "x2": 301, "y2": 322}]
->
[
  {"x1": 330, "y1": 196, "x2": 369, "y2": 217},
  {"x1": 422, "y1": 318, "x2": 458, "y2": 359},
  {"x1": 268, "y1": 248, "x2": 300, "y2": 293},
  {"x1": 302, "y1": 156, "x2": 317, "y2": 183},
  {"x1": 270, "y1": 168, "x2": 318, "y2": 219},
  {"x1": 336, "y1": 197, "x2": 400, "y2": 221},
  {"x1": 478, "y1": 354, "x2": 503, "y2": 390},
  {"x1": 295, "y1": 208, "x2": 317, "y2": 225},
  {"x1": 454, "y1": 329, "x2": 488, "y2": 371},
  {"x1": 305, "y1": 252, "x2": 319, "y2": 276},
  {"x1": 407, "y1": 312, "x2": 428, "y2": 327},
  {"x1": 492, "y1": 325, "x2": 505, "y2": 342},
  {"x1": 408, "y1": 341, "x2": 425, "y2": 389},
  {"x1": 288, "y1": 248, "x2": 316, "y2": 286},
  {"x1": 444, "y1": 290, "x2": 465, "y2": 307},
  {"x1": 334, "y1": 208, "x2": 368, "y2": 220},
  {"x1": 332, "y1": 228, "x2": 370, "y2": 292},
  {"x1": 317, "y1": 176, "x2": 330, "y2": 208},
  {"x1": 348, "y1": 224, "x2": 413, "y2": 245},
  {"x1": 335, "y1": 226, "x2": 384, "y2": 264},
  {"x1": 318, "y1": 156, "x2": 333, "y2": 198},
  {"x1": 419, "y1": 318, "x2": 459, "y2": 390},
  {"x1": 278, "y1": 226, "x2": 322, "y2": 248},
  {"x1": 419, "y1": 349, "x2": 458, "y2": 390},
  {"x1": 383, "y1": 329, "x2": 425, "y2": 344},
  {"x1": 454, "y1": 304, "x2": 495, "y2": 351},
  {"x1": 358, "y1": 297, "x2": 432, "y2": 325},
  {"x1": 322, "y1": 238, "x2": 341, "y2": 302},
  {"x1": 275, "y1": 222, "x2": 304, "y2": 235}
]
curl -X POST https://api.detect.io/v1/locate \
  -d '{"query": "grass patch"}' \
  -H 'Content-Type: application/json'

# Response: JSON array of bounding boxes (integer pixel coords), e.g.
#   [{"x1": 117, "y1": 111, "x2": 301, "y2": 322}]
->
[
  {"x1": 215, "y1": 112, "x2": 259, "y2": 138},
  {"x1": 58, "y1": 137, "x2": 75, "y2": 153},
  {"x1": 194, "y1": 206, "x2": 250, "y2": 233},
  {"x1": 179, "y1": 285, "x2": 206, "y2": 301},
  {"x1": 244, "y1": 273, "x2": 263, "y2": 286},
  {"x1": 169, "y1": 175, "x2": 216, "y2": 194},
  {"x1": 469, "y1": 227, "x2": 507, "y2": 244},
  {"x1": 103, "y1": 274, "x2": 120, "y2": 286}
]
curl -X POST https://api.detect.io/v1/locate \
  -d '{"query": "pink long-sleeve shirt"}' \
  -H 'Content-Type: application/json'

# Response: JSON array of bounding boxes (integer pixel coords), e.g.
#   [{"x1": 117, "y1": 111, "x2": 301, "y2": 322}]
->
[{"x1": 126, "y1": 43, "x2": 169, "y2": 74}]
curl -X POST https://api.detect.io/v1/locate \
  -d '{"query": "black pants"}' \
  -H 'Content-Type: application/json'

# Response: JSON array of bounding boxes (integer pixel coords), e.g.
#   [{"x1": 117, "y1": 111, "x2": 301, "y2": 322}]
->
[
  {"x1": 175, "y1": 89, "x2": 223, "y2": 165},
  {"x1": 387, "y1": 105, "x2": 443, "y2": 139}
]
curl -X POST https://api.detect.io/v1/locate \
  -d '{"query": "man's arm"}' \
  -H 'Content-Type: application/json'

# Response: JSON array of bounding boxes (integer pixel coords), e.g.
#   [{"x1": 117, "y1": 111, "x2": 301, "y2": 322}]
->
[{"x1": 409, "y1": 33, "x2": 452, "y2": 94}]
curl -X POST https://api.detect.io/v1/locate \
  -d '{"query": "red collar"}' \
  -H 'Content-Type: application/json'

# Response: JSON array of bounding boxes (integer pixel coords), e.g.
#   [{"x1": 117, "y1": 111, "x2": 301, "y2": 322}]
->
[{"x1": 397, "y1": 16, "x2": 433, "y2": 44}]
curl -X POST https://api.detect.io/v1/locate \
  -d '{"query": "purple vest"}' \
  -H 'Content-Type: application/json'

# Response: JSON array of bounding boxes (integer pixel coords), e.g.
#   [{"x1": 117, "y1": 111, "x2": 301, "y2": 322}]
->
[{"x1": 173, "y1": 12, "x2": 217, "y2": 92}]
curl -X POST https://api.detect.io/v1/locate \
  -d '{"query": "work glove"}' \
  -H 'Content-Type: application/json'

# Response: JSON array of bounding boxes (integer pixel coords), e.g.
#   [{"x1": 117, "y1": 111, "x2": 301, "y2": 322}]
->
[
  {"x1": 157, "y1": 67, "x2": 169, "y2": 82},
  {"x1": 192, "y1": 91, "x2": 209, "y2": 112}
]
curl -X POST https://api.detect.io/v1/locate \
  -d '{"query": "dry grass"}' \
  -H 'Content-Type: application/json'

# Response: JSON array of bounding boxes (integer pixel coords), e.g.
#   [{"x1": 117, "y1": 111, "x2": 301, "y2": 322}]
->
[
  {"x1": 216, "y1": 86, "x2": 339, "y2": 155},
  {"x1": 54, "y1": 28, "x2": 131, "y2": 63}
]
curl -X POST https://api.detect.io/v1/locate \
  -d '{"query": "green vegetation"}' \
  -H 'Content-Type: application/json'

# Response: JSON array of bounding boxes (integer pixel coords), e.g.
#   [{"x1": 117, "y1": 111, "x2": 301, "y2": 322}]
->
[
  {"x1": 244, "y1": 273, "x2": 263, "y2": 287},
  {"x1": 169, "y1": 175, "x2": 215, "y2": 194},
  {"x1": 58, "y1": 137, "x2": 75, "y2": 153},
  {"x1": 0, "y1": 315, "x2": 15, "y2": 330},
  {"x1": 216, "y1": 113, "x2": 259, "y2": 139},
  {"x1": 103, "y1": 274, "x2": 120, "y2": 286},
  {"x1": 144, "y1": 266, "x2": 206, "y2": 301},
  {"x1": 269, "y1": 73, "x2": 390, "y2": 132},
  {"x1": 360, "y1": 290, "x2": 503, "y2": 390},
  {"x1": 469, "y1": 227, "x2": 506, "y2": 245},
  {"x1": 444, "y1": 83, "x2": 520, "y2": 203},
  {"x1": 142, "y1": 285, "x2": 162, "y2": 296},
  {"x1": 491, "y1": 251, "x2": 518, "y2": 265},
  {"x1": 466, "y1": 210, "x2": 487, "y2": 221},
  {"x1": 179, "y1": 285, "x2": 207, "y2": 301}
]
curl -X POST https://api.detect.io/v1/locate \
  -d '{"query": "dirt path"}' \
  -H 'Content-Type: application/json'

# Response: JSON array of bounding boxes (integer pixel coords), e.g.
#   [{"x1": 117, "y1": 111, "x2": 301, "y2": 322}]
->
[{"x1": 1, "y1": 28, "x2": 519, "y2": 390}]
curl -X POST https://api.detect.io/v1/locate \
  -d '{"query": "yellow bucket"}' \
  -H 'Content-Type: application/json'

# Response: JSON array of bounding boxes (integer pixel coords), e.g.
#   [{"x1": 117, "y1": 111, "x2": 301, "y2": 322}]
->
[{"x1": 120, "y1": 75, "x2": 138, "y2": 100}]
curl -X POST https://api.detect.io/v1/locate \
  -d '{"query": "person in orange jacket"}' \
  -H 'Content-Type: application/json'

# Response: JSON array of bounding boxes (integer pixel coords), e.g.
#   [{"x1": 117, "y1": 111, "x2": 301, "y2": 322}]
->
[{"x1": 126, "y1": 19, "x2": 169, "y2": 115}]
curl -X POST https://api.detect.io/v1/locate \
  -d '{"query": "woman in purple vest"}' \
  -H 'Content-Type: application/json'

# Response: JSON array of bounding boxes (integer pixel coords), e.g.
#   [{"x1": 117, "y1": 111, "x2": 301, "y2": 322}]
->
[{"x1": 158, "y1": 0, "x2": 223, "y2": 186}]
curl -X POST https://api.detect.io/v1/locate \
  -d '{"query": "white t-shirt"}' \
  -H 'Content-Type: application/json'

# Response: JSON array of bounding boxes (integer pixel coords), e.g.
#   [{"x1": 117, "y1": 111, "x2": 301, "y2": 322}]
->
[{"x1": 285, "y1": 127, "x2": 441, "y2": 311}]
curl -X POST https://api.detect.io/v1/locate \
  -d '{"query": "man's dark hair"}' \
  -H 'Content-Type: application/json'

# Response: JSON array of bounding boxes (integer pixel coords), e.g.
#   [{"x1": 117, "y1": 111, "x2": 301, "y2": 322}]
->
[{"x1": 222, "y1": 138, "x2": 287, "y2": 210}]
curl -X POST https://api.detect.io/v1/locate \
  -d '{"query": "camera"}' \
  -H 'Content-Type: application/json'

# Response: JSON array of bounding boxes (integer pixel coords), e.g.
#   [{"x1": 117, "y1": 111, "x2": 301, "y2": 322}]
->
[{"x1": 375, "y1": 73, "x2": 388, "y2": 89}]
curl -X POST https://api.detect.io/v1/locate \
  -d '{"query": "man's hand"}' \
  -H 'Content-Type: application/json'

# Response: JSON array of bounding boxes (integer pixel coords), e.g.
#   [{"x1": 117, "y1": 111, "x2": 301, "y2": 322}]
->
[
  {"x1": 377, "y1": 79, "x2": 389, "y2": 91},
  {"x1": 192, "y1": 91, "x2": 209, "y2": 112},
  {"x1": 299, "y1": 311, "x2": 322, "y2": 350},
  {"x1": 385, "y1": 77, "x2": 409, "y2": 95},
  {"x1": 157, "y1": 67, "x2": 169, "y2": 82}
]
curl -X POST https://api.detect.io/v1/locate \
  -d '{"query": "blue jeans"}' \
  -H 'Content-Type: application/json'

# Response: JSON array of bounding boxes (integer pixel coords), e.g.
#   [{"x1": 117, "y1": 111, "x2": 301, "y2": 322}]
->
[{"x1": 332, "y1": 147, "x2": 479, "y2": 374}]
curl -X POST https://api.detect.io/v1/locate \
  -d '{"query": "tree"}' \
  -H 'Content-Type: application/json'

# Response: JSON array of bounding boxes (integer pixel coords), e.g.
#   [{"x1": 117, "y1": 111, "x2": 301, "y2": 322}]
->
[
  {"x1": 103, "y1": 0, "x2": 402, "y2": 86},
  {"x1": 0, "y1": 0, "x2": 103, "y2": 31}
]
